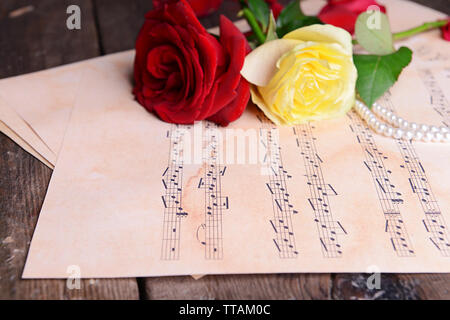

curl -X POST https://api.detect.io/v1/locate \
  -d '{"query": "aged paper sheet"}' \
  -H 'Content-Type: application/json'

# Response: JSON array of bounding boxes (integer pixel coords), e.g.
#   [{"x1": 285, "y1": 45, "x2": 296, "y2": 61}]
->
[
  {"x1": 0, "y1": 120, "x2": 54, "y2": 168},
  {"x1": 0, "y1": 95, "x2": 56, "y2": 167},
  {"x1": 23, "y1": 0, "x2": 450, "y2": 277},
  {"x1": 0, "y1": 63, "x2": 84, "y2": 155}
]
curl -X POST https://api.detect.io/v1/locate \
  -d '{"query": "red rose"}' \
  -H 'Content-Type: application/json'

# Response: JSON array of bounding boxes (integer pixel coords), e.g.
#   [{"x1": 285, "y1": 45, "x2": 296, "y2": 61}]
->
[
  {"x1": 153, "y1": 0, "x2": 223, "y2": 17},
  {"x1": 441, "y1": 18, "x2": 450, "y2": 41},
  {"x1": 188, "y1": 0, "x2": 223, "y2": 17},
  {"x1": 318, "y1": 0, "x2": 387, "y2": 34},
  {"x1": 133, "y1": 0, "x2": 250, "y2": 126}
]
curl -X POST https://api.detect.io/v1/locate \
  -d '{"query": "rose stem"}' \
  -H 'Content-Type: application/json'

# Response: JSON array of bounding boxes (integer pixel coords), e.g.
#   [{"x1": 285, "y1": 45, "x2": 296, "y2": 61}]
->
[
  {"x1": 392, "y1": 20, "x2": 448, "y2": 40},
  {"x1": 242, "y1": 7, "x2": 266, "y2": 45},
  {"x1": 352, "y1": 20, "x2": 448, "y2": 45}
]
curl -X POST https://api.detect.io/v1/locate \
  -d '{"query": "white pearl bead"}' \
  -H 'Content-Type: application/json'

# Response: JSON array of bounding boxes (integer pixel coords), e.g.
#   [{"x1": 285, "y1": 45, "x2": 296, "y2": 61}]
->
[
  {"x1": 384, "y1": 127, "x2": 394, "y2": 137},
  {"x1": 420, "y1": 124, "x2": 429, "y2": 132},
  {"x1": 363, "y1": 112, "x2": 371, "y2": 120},
  {"x1": 423, "y1": 132, "x2": 434, "y2": 142},
  {"x1": 389, "y1": 114, "x2": 397, "y2": 124},
  {"x1": 385, "y1": 111, "x2": 393, "y2": 120},
  {"x1": 431, "y1": 132, "x2": 444, "y2": 142},
  {"x1": 394, "y1": 128, "x2": 404, "y2": 139},
  {"x1": 409, "y1": 122, "x2": 418, "y2": 131},
  {"x1": 354, "y1": 100, "x2": 450, "y2": 143},
  {"x1": 377, "y1": 123, "x2": 386, "y2": 134},
  {"x1": 444, "y1": 132, "x2": 450, "y2": 142},
  {"x1": 433, "y1": 132, "x2": 443, "y2": 142},
  {"x1": 414, "y1": 131, "x2": 424, "y2": 140},
  {"x1": 404, "y1": 131, "x2": 414, "y2": 140}
]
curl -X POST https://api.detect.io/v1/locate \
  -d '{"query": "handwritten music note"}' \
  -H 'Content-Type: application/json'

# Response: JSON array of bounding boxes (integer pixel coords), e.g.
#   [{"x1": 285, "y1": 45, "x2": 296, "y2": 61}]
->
[{"x1": 294, "y1": 124, "x2": 346, "y2": 258}]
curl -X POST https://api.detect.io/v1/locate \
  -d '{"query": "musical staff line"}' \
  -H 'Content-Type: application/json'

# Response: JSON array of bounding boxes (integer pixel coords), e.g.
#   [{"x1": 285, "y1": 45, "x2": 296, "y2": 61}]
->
[
  {"x1": 258, "y1": 113, "x2": 299, "y2": 259},
  {"x1": 348, "y1": 111, "x2": 415, "y2": 257},
  {"x1": 418, "y1": 69, "x2": 450, "y2": 127},
  {"x1": 380, "y1": 92, "x2": 450, "y2": 256},
  {"x1": 294, "y1": 124, "x2": 346, "y2": 258},
  {"x1": 198, "y1": 122, "x2": 228, "y2": 260},
  {"x1": 161, "y1": 124, "x2": 190, "y2": 260}
]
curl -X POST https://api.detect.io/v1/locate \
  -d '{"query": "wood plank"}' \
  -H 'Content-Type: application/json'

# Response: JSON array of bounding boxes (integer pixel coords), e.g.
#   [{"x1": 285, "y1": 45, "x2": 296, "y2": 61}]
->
[
  {"x1": 93, "y1": 0, "x2": 291, "y2": 54},
  {"x1": 410, "y1": 0, "x2": 450, "y2": 14},
  {"x1": 398, "y1": 274, "x2": 450, "y2": 299},
  {"x1": 332, "y1": 273, "x2": 450, "y2": 300},
  {"x1": 144, "y1": 274, "x2": 331, "y2": 300},
  {"x1": 0, "y1": 0, "x2": 139, "y2": 299},
  {"x1": 332, "y1": 274, "x2": 420, "y2": 300},
  {"x1": 92, "y1": 0, "x2": 152, "y2": 54},
  {"x1": 0, "y1": 0, "x2": 100, "y2": 78}
]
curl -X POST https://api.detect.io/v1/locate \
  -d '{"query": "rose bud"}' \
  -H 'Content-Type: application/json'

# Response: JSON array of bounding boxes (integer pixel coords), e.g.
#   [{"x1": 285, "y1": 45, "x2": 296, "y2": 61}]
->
[{"x1": 318, "y1": 0, "x2": 387, "y2": 34}]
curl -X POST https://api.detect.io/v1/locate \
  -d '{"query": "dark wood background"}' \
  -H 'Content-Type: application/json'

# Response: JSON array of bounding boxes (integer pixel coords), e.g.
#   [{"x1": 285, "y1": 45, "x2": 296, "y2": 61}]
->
[{"x1": 1, "y1": 0, "x2": 449, "y2": 300}]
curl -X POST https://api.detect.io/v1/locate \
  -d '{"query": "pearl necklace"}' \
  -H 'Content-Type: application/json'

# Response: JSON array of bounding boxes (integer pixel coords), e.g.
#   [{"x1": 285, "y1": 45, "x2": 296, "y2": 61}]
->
[{"x1": 353, "y1": 100, "x2": 450, "y2": 143}]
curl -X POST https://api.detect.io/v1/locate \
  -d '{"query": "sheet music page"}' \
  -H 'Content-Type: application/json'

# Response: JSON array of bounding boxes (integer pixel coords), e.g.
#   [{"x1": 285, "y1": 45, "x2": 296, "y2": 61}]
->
[{"x1": 23, "y1": 0, "x2": 450, "y2": 278}]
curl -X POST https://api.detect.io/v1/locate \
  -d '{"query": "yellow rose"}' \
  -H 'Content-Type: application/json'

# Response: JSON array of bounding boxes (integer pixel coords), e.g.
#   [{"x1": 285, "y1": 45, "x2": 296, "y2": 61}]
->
[{"x1": 241, "y1": 24, "x2": 357, "y2": 125}]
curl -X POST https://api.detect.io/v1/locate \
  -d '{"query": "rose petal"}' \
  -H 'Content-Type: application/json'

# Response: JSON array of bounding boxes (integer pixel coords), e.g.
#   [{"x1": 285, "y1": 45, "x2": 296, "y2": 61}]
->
[{"x1": 241, "y1": 39, "x2": 300, "y2": 87}]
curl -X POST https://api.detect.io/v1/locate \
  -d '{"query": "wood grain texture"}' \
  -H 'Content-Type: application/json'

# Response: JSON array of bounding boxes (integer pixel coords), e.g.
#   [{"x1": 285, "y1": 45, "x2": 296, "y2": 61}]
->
[
  {"x1": 0, "y1": 0, "x2": 99, "y2": 78},
  {"x1": 0, "y1": 0, "x2": 449, "y2": 300},
  {"x1": 93, "y1": 0, "x2": 248, "y2": 54},
  {"x1": 144, "y1": 274, "x2": 331, "y2": 300},
  {"x1": 0, "y1": 0, "x2": 139, "y2": 300},
  {"x1": 332, "y1": 274, "x2": 450, "y2": 300},
  {"x1": 409, "y1": 0, "x2": 450, "y2": 15}
]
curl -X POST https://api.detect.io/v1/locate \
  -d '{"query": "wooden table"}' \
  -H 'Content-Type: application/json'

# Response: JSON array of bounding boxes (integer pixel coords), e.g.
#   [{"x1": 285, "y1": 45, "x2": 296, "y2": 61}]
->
[{"x1": 1, "y1": 0, "x2": 449, "y2": 300}]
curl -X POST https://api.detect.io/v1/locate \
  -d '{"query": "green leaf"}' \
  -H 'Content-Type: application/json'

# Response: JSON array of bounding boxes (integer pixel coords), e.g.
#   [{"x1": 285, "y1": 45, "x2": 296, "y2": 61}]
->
[
  {"x1": 354, "y1": 47, "x2": 413, "y2": 107},
  {"x1": 265, "y1": 11, "x2": 278, "y2": 42},
  {"x1": 248, "y1": 0, "x2": 270, "y2": 31},
  {"x1": 355, "y1": 11, "x2": 395, "y2": 55},
  {"x1": 276, "y1": 0, "x2": 322, "y2": 37},
  {"x1": 277, "y1": 0, "x2": 304, "y2": 29}
]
